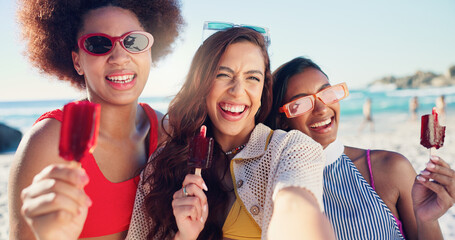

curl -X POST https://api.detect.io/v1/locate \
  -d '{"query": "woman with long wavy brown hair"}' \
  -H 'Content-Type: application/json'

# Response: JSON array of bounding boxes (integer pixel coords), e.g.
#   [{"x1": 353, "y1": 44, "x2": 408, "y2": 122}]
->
[{"x1": 127, "y1": 27, "x2": 334, "y2": 240}]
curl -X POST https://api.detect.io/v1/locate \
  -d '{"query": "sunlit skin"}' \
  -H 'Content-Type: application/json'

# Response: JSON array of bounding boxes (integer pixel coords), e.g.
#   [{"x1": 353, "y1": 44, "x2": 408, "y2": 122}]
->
[
  {"x1": 174, "y1": 42, "x2": 335, "y2": 240},
  {"x1": 206, "y1": 41, "x2": 265, "y2": 152},
  {"x1": 280, "y1": 66, "x2": 453, "y2": 240},
  {"x1": 280, "y1": 67, "x2": 418, "y2": 237},
  {"x1": 72, "y1": 6, "x2": 152, "y2": 106},
  {"x1": 10, "y1": 6, "x2": 158, "y2": 240},
  {"x1": 282, "y1": 68, "x2": 339, "y2": 149}
]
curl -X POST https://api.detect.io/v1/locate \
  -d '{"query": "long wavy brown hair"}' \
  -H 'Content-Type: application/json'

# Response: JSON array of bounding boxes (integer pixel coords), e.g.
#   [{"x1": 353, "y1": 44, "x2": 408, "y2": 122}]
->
[{"x1": 143, "y1": 27, "x2": 273, "y2": 239}]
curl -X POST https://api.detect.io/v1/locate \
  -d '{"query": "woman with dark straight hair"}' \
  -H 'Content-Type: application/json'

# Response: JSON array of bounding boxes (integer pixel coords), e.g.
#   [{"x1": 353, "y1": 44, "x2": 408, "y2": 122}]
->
[{"x1": 266, "y1": 56, "x2": 454, "y2": 240}]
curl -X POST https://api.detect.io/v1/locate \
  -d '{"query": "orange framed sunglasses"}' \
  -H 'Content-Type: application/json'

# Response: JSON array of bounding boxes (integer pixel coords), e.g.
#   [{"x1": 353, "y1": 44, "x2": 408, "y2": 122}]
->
[{"x1": 279, "y1": 82, "x2": 349, "y2": 118}]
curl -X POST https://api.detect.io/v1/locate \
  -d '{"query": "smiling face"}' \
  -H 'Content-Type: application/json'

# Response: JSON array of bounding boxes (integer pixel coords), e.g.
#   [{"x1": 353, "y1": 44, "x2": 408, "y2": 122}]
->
[
  {"x1": 72, "y1": 6, "x2": 151, "y2": 105},
  {"x1": 283, "y1": 68, "x2": 340, "y2": 148},
  {"x1": 206, "y1": 41, "x2": 265, "y2": 148}
]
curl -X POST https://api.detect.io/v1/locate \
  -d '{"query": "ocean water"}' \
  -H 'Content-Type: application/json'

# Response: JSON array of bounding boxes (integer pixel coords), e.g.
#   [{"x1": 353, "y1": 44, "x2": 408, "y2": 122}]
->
[
  {"x1": 0, "y1": 96, "x2": 172, "y2": 134},
  {"x1": 341, "y1": 86, "x2": 455, "y2": 116},
  {"x1": 0, "y1": 87, "x2": 454, "y2": 135}
]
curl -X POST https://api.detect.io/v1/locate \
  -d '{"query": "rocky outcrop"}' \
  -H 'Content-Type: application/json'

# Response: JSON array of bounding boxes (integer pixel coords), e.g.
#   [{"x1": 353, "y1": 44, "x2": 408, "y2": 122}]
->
[
  {"x1": 368, "y1": 66, "x2": 455, "y2": 89},
  {"x1": 0, "y1": 123, "x2": 22, "y2": 152},
  {"x1": 446, "y1": 66, "x2": 455, "y2": 79}
]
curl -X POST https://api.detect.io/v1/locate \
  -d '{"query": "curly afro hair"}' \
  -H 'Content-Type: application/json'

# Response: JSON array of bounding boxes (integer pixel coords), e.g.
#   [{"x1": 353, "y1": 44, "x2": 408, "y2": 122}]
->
[{"x1": 17, "y1": 0, "x2": 185, "y2": 89}]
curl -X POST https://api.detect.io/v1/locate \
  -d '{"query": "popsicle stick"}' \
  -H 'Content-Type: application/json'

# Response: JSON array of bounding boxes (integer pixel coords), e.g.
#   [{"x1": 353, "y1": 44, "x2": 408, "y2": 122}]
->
[
  {"x1": 195, "y1": 168, "x2": 202, "y2": 176},
  {"x1": 69, "y1": 161, "x2": 81, "y2": 168},
  {"x1": 430, "y1": 147, "x2": 436, "y2": 158}
]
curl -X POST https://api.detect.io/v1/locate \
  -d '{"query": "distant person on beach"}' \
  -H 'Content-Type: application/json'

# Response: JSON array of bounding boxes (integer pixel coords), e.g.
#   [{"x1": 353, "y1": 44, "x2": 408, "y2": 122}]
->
[
  {"x1": 409, "y1": 96, "x2": 419, "y2": 121},
  {"x1": 435, "y1": 95, "x2": 446, "y2": 122},
  {"x1": 127, "y1": 27, "x2": 333, "y2": 240},
  {"x1": 8, "y1": 0, "x2": 183, "y2": 239},
  {"x1": 266, "y1": 56, "x2": 454, "y2": 240},
  {"x1": 359, "y1": 97, "x2": 374, "y2": 132}
]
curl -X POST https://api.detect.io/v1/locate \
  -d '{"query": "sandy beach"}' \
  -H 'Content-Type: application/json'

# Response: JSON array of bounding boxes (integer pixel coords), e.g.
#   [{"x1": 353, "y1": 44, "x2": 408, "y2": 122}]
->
[
  {"x1": 0, "y1": 152, "x2": 12, "y2": 240},
  {"x1": 339, "y1": 113, "x2": 455, "y2": 239},
  {"x1": 0, "y1": 114, "x2": 454, "y2": 239}
]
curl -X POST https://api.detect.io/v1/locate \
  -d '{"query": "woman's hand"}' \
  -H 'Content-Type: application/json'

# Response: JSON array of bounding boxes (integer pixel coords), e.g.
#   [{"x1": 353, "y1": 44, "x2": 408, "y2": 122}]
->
[
  {"x1": 172, "y1": 174, "x2": 209, "y2": 240},
  {"x1": 413, "y1": 155, "x2": 455, "y2": 222},
  {"x1": 20, "y1": 163, "x2": 92, "y2": 240}
]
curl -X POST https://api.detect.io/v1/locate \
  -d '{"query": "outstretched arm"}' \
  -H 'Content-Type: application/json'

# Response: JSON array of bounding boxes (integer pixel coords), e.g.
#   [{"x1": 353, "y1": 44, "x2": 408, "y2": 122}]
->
[{"x1": 268, "y1": 187, "x2": 335, "y2": 240}]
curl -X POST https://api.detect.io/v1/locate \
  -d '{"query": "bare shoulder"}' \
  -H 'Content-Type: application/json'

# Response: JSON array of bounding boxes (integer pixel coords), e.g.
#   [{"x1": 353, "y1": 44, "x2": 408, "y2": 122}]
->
[
  {"x1": 371, "y1": 150, "x2": 415, "y2": 175},
  {"x1": 370, "y1": 149, "x2": 417, "y2": 195},
  {"x1": 345, "y1": 146, "x2": 416, "y2": 186},
  {"x1": 10, "y1": 118, "x2": 65, "y2": 184},
  {"x1": 155, "y1": 109, "x2": 167, "y2": 129},
  {"x1": 344, "y1": 146, "x2": 366, "y2": 162},
  {"x1": 155, "y1": 109, "x2": 165, "y2": 120},
  {"x1": 154, "y1": 109, "x2": 168, "y2": 144},
  {"x1": 8, "y1": 118, "x2": 65, "y2": 238}
]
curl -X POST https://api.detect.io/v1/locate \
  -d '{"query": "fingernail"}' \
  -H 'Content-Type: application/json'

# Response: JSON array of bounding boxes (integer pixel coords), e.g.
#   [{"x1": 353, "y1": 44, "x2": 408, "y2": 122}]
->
[
  {"x1": 427, "y1": 162, "x2": 436, "y2": 169},
  {"x1": 430, "y1": 155, "x2": 439, "y2": 161},
  {"x1": 200, "y1": 217, "x2": 204, "y2": 223},
  {"x1": 203, "y1": 204, "x2": 207, "y2": 212},
  {"x1": 417, "y1": 175, "x2": 427, "y2": 182},
  {"x1": 79, "y1": 170, "x2": 89, "y2": 184},
  {"x1": 202, "y1": 183, "x2": 208, "y2": 191},
  {"x1": 420, "y1": 170, "x2": 430, "y2": 176},
  {"x1": 78, "y1": 206, "x2": 84, "y2": 215}
]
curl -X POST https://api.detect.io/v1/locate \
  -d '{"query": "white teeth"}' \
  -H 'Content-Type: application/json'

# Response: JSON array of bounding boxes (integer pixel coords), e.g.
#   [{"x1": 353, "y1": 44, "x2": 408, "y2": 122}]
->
[
  {"x1": 310, "y1": 118, "x2": 332, "y2": 128},
  {"x1": 107, "y1": 75, "x2": 134, "y2": 83},
  {"x1": 220, "y1": 103, "x2": 246, "y2": 113}
]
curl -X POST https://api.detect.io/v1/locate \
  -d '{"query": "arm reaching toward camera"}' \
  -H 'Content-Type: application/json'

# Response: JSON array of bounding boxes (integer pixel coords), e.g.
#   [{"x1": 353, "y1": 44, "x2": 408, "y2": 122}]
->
[{"x1": 268, "y1": 187, "x2": 335, "y2": 240}]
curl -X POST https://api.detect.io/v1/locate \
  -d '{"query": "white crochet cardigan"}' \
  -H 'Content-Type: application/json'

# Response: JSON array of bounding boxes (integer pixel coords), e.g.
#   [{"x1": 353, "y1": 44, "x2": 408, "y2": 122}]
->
[{"x1": 127, "y1": 123, "x2": 325, "y2": 239}]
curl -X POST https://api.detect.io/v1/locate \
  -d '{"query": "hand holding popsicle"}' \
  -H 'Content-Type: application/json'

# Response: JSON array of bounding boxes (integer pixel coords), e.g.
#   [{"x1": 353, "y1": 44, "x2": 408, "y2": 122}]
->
[
  {"x1": 59, "y1": 101, "x2": 101, "y2": 163},
  {"x1": 21, "y1": 101, "x2": 100, "y2": 239},
  {"x1": 188, "y1": 125, "x2": 214, "y2": 176},
  {"x1": 172, "y1": 174, "x2": 208, "y2": 240},
  {"x1": 21, "y1": 164, "x2": 91, "y2": 240},
  {"x1": 413, "y1": 156, "x2": 455, "y2": 222},
  {"x1": 413, "y1": 107, "x2": 454, "y2": 236}
]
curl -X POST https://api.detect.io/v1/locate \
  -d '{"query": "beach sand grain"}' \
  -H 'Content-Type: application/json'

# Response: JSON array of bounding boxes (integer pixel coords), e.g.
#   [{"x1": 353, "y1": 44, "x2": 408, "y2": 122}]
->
[{"x1": 0, "y1": 114, "x2": 454, "y2": 239}]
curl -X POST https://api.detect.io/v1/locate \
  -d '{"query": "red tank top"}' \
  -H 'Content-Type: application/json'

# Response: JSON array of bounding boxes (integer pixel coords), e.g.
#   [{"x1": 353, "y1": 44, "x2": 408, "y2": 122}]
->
[{"x1": 35, "y1": 102, "x2": 158, "y2": 238}]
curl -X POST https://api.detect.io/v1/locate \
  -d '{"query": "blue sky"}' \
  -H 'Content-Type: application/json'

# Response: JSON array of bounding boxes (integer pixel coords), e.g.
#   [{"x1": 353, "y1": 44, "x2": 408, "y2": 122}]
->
[{"x1": 1, "y1": 0, "x2": 454, "y2": 101}]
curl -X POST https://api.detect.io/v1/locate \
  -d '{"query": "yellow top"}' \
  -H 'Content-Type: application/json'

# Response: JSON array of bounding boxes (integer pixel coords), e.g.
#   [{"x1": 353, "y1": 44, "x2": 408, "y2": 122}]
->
[{"x1": 222, "y1": 197, "x2": 261, "y2": 239}]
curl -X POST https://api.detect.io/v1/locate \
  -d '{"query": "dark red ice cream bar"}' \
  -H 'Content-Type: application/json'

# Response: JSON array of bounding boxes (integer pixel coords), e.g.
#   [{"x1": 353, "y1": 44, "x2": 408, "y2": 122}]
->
[
  {"x1": 59, "y1": 101, "x2": 101, "y2": 161},
  {"x1": 420, "y1": 107, "x2": 445, "y2": 149},
  {"x1": 188, "y1": 125, "x2": 214, "y2": 169}
]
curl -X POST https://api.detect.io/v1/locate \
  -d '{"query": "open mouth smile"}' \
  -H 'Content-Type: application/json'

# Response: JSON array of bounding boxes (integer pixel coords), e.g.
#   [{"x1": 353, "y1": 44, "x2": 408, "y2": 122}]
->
[
  {"x1": 106, "y1": 74, "x2": 135, "y2": 83},
  {"x1": 309, "y1": 117, "x2": 334, "y2": 131},
  {"x1": 220, "y1": 102, "x2": 247, "y2": 115}
]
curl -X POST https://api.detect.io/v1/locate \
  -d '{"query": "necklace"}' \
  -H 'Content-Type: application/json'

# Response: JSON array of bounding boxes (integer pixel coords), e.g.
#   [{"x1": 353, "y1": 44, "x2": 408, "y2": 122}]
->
[{"x1": 225, "y1": 144, "x2": 246, "y2": 155}]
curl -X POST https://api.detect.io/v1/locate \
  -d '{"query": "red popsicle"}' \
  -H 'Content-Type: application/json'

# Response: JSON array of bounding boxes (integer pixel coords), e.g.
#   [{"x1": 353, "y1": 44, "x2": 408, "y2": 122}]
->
[
  {"x1": 59, "y1": 101, "x2": 101, "y2": 162},
  {"x1": 188, "y1": 125, "x2": 214, "y2": 176},
  {"x1": 420, "y1": 107, "x2": 446, "y2": 152}
]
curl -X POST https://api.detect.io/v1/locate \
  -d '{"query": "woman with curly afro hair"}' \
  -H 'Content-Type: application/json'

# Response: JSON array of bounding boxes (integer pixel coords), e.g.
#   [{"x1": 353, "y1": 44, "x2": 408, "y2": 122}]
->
[{"x1": 8, "y1": 0, "x2": 184, "y2": 239}]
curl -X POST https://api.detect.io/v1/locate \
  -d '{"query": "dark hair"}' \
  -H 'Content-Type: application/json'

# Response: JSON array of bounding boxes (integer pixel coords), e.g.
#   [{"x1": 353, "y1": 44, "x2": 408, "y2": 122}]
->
[
  {"x1": 264, "y1": 56, "x2": 327, "y2": 130},
  {"x1": 143, "y1": 27, "x2": 272, "y2": 239},
  {"x1": 17, "y1": 0, "x2": 184, "y2": 89}
]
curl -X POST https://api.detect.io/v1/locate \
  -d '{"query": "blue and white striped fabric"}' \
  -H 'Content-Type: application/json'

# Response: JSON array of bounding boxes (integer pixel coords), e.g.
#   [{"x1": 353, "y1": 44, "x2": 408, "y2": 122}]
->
[{"x1": 323, "y1": 153, "x2": 405, "y2": 240}]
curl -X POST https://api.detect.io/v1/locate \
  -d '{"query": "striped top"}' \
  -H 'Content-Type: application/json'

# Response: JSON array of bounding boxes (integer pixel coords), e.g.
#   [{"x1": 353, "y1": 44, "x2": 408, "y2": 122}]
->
[{"x1": 323, "y1": 140, "x2": 405, "y2": 239}]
